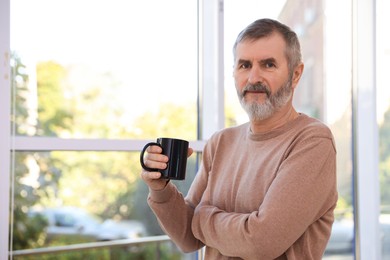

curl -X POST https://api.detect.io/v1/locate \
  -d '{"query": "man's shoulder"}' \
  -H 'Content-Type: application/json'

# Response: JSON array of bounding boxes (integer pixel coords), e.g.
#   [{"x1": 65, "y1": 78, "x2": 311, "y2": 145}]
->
[
  {"x1": 296, "y1": 114, "x2": 335, "y2": 142},
  {"x1": 299, "y1": 113, "x2": 332, "y2": 130}
]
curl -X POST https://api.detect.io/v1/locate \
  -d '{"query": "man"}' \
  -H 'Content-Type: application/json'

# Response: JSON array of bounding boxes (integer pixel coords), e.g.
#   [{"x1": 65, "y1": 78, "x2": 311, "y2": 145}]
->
[{"x1": 140, "y1": 18, "x2": 337, "y2": 259}]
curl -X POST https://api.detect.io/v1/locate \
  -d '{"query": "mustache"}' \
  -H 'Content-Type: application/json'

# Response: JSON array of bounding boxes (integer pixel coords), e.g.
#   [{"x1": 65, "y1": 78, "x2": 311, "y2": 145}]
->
[{"x1": 242, "y1": 83, "x2": 271, "y2": 97}]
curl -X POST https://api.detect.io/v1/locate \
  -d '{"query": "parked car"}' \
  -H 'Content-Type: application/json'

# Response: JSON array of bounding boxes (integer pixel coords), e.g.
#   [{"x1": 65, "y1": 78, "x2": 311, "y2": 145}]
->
[{"x1": 29, "y1": 206, "x2": 147, "y2": 242}]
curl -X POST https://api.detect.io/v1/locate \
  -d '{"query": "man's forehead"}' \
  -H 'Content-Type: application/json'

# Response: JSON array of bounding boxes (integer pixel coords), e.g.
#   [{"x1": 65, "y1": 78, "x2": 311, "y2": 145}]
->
[{"x1": 235, "y1": 35, "x2": 287, "y2": 61}]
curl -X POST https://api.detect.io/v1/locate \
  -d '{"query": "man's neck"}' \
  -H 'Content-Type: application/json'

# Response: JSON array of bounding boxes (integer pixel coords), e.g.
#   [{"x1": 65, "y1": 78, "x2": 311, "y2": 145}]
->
[{"x1": 250, "y1": 107, "x2": 299, "y2": 134}]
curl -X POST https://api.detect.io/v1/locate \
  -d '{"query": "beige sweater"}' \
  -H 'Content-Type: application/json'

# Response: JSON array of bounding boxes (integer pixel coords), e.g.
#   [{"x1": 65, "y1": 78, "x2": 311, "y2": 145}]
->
[{"x1": 148, "y1": 114, "x2": 338, "y2": 259}]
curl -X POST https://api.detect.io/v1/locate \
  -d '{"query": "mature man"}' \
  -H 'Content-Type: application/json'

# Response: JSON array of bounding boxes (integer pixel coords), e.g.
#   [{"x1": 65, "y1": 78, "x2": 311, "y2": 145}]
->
[{"x1": 141, "y1": 18, "x2": 338, "y2": 259}]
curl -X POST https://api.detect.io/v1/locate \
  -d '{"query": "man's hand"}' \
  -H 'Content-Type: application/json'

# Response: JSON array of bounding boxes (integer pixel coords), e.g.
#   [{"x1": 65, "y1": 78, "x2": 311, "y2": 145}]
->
[{"x1": 140, "y1": 145, "x2": 193, "y2": 191}]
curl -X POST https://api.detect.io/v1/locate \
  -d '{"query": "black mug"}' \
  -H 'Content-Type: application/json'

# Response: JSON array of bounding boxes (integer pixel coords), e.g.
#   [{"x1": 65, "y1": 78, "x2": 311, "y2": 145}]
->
[{"x1": 140, "y1": 137, "x2": 189, "y2": 180}]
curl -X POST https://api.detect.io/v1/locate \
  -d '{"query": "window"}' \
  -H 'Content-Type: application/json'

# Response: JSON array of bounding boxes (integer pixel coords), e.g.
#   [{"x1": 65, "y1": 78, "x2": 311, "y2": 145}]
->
[
  {"x1": 11, "y1": 0, "x2": 199, "y2": 140},
  {"x1": 0, "y1": 0, "x2": 384, "y2": 258},
  {"x1": 8, "y1": 0, "x2": 202, "y2": 258}
]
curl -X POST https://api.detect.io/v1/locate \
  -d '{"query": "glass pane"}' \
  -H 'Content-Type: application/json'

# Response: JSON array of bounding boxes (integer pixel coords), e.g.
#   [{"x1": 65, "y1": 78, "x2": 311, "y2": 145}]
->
[
  {"x1": 224, "y1": 0, "x2": 354, "y2": 258},
  {"x1": 10, "y1": 0, "x2": 198, "y2": 140},
  {"x1": 11, "y1": 151, "x2": 199, "y2": 259},
  {"x1": 377, "y1": 0, "x2": 390, "y2": 258}
]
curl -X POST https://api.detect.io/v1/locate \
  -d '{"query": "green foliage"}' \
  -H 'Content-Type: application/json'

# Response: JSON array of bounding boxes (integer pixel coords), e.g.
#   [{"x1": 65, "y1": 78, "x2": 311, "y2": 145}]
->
[
  {"x1": 11, "y1": 143, "x2": 63, "y2": 250},
  {"x1": 10, "y1": 52, "x2": 30, "y2": 135},
  {"x1": 36, "y1": 61, "x2": 73, "y2": 136},
  {"x1": 129, "y1": 103, "x2": 197, "y2": 140},
  {"x1": 10, "y1": 58, "x2": 74, "y2": 250},
  {"x1": 329, "y1": 110, "x2": 353, "y2": 209},
  {"x1": 11, "y1": 205, "x2": 48, "y2": 250},
  {"x1": 10, "y1": 55, "x2": 56, "y2": 250},
  {"x1": 51, "y1": 151, "x2": 139, "y2": 218}
]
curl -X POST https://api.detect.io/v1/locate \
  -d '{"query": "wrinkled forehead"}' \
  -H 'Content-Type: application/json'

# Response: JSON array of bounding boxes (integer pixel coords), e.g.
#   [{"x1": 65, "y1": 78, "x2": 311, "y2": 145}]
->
[{"x1": 234, "y1": 33, "x2": 288, "y2": 63}]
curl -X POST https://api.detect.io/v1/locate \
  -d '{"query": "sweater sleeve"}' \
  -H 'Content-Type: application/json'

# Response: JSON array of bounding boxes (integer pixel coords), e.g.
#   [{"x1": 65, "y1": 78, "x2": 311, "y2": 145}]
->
[
  {"x1": 147, "y1": 182, "x2": 204, "y2": 252},
  {"x1": 191, "y1": 135, "x2": 337, "y2": 259},
  {"x1": 147, "y1": 141, "x2": 213, "y2": 252}
]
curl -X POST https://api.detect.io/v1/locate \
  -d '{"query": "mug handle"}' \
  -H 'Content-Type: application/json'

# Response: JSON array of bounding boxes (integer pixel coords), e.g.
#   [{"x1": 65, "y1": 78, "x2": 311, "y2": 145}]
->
[{"x1": 140, "y1": 142, "x2": 162, "y2": 172}]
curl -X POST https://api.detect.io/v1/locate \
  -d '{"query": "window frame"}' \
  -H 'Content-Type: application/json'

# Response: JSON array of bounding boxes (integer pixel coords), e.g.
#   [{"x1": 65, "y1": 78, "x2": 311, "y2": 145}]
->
[
  {"x1": 0, "y1": 0, "x2": 11, "y2": 256},
  {"x1": 352, "y1": 0, "x2": 381, "y2": 258},
  {"x1": 1, "y1": 0, "x2": 221, "y2": 257}
]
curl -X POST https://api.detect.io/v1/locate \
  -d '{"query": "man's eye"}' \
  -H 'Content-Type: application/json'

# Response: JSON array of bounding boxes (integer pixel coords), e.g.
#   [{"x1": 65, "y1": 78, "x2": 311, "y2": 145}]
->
[
  {"x1": 265, "y1": 62, "x2": 276, "y2": 68},
  {"x1": 240, "y1": 62, "x2": 251, "y2": 69}
]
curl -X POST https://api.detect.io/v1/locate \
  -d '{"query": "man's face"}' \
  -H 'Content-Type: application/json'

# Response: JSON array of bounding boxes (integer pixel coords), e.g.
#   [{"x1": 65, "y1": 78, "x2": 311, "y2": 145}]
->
[{"x1": 233, "y1": 33, "x2": 296, "y2": 121}]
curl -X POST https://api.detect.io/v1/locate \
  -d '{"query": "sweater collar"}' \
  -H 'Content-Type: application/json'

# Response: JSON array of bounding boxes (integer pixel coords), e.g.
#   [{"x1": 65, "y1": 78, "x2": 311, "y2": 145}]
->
[{"x1": 247, "y1": 113, "x2": 306, "y2": 141}]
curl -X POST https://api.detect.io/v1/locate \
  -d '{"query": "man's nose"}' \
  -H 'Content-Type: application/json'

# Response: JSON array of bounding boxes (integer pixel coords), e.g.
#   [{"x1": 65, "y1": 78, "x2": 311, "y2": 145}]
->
[{"x1": 247, "y1": 65, "x2": 264, "y2": 84}]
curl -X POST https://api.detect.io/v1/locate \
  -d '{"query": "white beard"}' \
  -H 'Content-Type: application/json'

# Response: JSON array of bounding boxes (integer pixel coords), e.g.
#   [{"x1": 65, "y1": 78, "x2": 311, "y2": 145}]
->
[{"x1": 238, "y1": 77, "x2": 293, "y2": 121}]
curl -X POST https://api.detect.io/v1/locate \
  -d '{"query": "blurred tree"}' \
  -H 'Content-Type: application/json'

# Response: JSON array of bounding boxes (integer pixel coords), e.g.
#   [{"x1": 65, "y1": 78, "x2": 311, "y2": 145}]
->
[
  {"x1": 329, "y1": 109, "x2": 353, "y2": 210},
  {"x1": 43, "y1": 110, "x2": 198, "y2": 236},
  {"x1": 55, "y1": 151, "x2": 138, "y2": 217},
  {"x1": 39, "y1": 65, "x2": 138, "y2": 218},
  {"x1": 11, "y1": 52, "x2": 30, "y2": 135},
  {"x1": 11, "y1": 55, "x2": 222, "y2": 248},
  {"x1": 129, "y1": 102, "x2": 197, "y2": 140},
  {"x1": 36, "y1": 61, "x2": 73, "y2": 136},
  {"x1": 59, "y1": 65, "x2": 126, "y2": 138},
  {"x1": 10, "y1": 55, "x2": 64, "y2": 250},
  {"x1": 11, "y1": 59, "x2": 141, "y2": 249}
]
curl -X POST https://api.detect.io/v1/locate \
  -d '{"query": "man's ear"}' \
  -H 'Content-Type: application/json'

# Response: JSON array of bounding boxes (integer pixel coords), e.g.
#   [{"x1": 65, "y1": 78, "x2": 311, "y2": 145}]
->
[{"x1": 291, "y1": 62, "x2": 304, "y2": 89}]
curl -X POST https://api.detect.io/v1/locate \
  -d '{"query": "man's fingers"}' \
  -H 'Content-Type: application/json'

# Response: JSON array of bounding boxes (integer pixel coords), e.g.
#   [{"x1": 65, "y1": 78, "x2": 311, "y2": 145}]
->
[
  {"x1": 140, "y1": 170, "x2": 168, "y2": 191},
  {"x1": 146, "y1": 145, "x2": 163, "y2": 153},
  {"x1": 143, "y1": 159, "x2": 168, "y2": 171},
  {"x1": 141, "y1": 170, "x2": 161, "y2": 180}
]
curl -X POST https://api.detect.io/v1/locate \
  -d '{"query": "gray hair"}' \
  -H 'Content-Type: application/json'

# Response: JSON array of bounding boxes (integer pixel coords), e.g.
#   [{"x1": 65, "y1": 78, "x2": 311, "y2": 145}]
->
[{"x1": 233, "y1": 18, "x2": 302, "y2": 72}]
